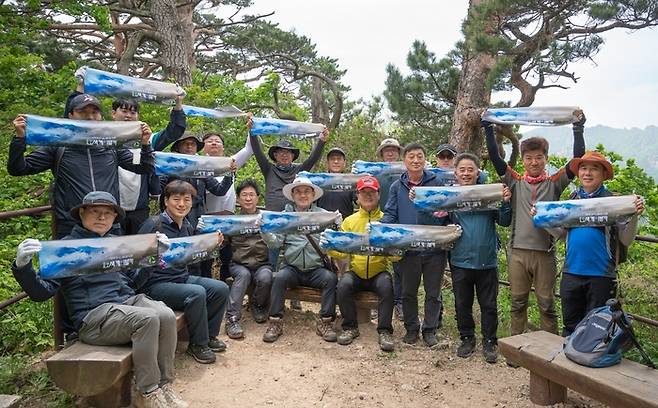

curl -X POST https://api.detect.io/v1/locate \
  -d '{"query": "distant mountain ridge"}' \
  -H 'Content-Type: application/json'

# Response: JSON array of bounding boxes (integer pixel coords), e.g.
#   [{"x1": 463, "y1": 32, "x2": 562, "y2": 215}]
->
[{"x1": 522, "y1": 125, "x2": 658, "y2": 180}]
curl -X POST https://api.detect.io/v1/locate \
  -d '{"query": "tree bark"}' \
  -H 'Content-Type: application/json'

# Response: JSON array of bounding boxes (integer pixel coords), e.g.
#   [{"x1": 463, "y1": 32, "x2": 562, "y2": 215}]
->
[
  {"x1": 150, "y1": 0, "x2": 195, "y2": 85},
  {"x1": 311, "y1": 77, "x2": 331, "y2": 126},
  {"x1": 449, "y1": 0, "x2": 497, "y2": 155}
]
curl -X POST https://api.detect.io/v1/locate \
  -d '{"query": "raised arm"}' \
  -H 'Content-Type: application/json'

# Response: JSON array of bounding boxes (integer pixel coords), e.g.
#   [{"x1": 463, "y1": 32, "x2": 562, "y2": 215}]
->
[
  {"x1": 205, "y1": 173, "x2": 234, "y2": 197},
  {"x1": 482, "y1": 120, "x2": 508, "y2": 176},
  {"x1": 299, "y1": 130, "x2": 328, "y2": 171},
  {"x1": 232, "y1": 136, "x2": 253, "y2": 169},
  {"x1": 151, "y1": 108, "x2": 187, "y2": 151}
]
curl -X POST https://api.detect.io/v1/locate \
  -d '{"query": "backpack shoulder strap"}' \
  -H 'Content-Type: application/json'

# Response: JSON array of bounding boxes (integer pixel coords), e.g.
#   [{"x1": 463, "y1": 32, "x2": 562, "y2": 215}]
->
[{"x1": 54, "y1": 147, "x2": 66, "y2": 177}]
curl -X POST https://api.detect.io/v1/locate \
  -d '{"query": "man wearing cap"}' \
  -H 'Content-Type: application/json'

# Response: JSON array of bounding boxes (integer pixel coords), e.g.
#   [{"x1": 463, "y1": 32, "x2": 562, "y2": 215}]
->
[
  {"x1": 435, "y1": 143, "x2": 457, "y2": 169},
  {"x1": 262, "y1": 176, "x2": 339, "y2": 343},
  {"x1": 327, "y1": 175, "x2": 397, "y2": 352},
  {"x1": 247, "y1": 117, "x2": 329, "y2": 211},
  {"x1": 9, "y1": 95, "x2": 155, "y2": 239},
  {"x1": 482, "y1": 111, "x2": 586, "y2": 337},
  {"x1": 316, "y1": 147, "x2": 356, "y2": 220},
  {"x1": 66, "y1": 75, "x2": 188, "y2": 235},
  {"x1": 375, "y1": 137, "x2": 404, "y2": 320},
  {"x1": 534, "y1": 152, "x2": 644, "y2": 336},
  {"x1": 12, "y1": 191, "x2": 187, "y2": 408}
]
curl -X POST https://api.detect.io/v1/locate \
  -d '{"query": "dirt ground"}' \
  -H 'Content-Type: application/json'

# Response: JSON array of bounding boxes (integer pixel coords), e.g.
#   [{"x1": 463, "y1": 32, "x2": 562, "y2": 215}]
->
[{"x1": 173, "y1": 304, "x2": 604, "y2": 408}]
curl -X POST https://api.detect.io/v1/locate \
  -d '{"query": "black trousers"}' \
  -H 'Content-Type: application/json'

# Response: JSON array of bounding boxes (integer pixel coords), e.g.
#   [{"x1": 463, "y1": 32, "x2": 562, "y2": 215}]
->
[
  {"x1": 400, "y1": 253, "x2": 446, "y2": 334},
  {"x1": 560, "y1": 273, "x2": 617, "y2": 336},
  {"x1": 337, "y1": 271, "x2": 394, "y2": 333},
  {"x1": 451, "y1": 265, "x2": 498, "y2": 342},
  {"x1": 120, "y1": 207, "x2": 150, "y2": 235}
]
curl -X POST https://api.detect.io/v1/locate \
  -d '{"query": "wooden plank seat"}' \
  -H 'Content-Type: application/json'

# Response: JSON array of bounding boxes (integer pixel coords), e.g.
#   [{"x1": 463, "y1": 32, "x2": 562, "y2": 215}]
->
[
  {"x1": 45, "y1": 311, "x2": 187, "y2": 408},
  {"x1": 499, "y1": 331, "x2": 658, "y2": 407},
  {"x1": 285, "y1": 286, "x2": 379, "y2": 323}
]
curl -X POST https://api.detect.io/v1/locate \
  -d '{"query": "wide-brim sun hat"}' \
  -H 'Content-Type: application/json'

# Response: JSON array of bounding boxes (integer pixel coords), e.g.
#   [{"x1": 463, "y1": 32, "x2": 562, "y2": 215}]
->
[
  {"x1": 172, "y1": 133, "x2": 204, "y2": 153},
  {"x1": 376, "y1": 138, "x2": 402, "y2": 158},
  {"x1": 569, "y1": 151, "x2": 614, "y2": 181},
  {"x1": 282, "y1": 176, "x2": 324, "y2": 202},
  {"x1": 70, "y1": 191, "x2": 125, "y2": 222},
  {"x1": 268, "y1": 139, "x2": 300, "y2": 162}
]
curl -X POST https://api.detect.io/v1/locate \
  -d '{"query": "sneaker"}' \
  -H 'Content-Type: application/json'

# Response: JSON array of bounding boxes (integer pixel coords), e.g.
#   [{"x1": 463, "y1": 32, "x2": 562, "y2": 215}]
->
[
  {"x1": 134, "y1": 388, "x2": 169, "y2": 408},
  {"x1": 337, "y1": 328, "x2": 360, "y2": 346},
  {"x1": 402, "y1": 330, "x2": 419, "y2": 345},
  {"x1": 208, "y1": 337, "x2": 226, "y2": 352},
  {"x1": 456, "y1": 336, "x2": 476, "y2": 358},
  {"x1": 370, "y1": 309, "x2": 378, "y2": 320},
  {"x1": 379, "y1": 332, "x2": 395, "y2": 352},
  {"x1": 483, "y1": 339, "x2": 498, "y2": 364},
  {"x1": 161, "y1": 383, "x2": 189, "y2": 408},
  {"x1": 316, "y1": 317, "x2": 338, "y2": 342},
  {"x1": 394, "y1": 303, "x2": 404, "y2": 321},
  {"x1": 263, "y1": 317, "x2": 283, "y2": 343},
  {"x1": 290, "y1": 299, "x2": 302, "y2": 311},
  {"x1": 251, "y1": 304, "x2": 268, "y2": 324},
  {"x1": 422, "y1": 331, "x2": 439, "y2": 348},
  {"x1": 225, "y1": 316, "x2": 244, "y2": 340},
  {"x1": 186, "y1": 344, "x2": 216, "y2": 364}
]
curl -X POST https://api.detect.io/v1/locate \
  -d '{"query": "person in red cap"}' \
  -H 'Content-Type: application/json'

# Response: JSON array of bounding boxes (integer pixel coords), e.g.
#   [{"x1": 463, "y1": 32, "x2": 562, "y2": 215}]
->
[
  {"x1": 326, "y1": 175, "x2": 398, "y2": 352},
  {"x1": 534, "y1": 151, "x2": 644, "y2": 336}
]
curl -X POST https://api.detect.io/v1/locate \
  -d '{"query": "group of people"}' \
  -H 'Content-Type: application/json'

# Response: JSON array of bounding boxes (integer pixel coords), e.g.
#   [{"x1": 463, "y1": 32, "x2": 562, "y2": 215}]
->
[{"x1": 8, "y1": 76, "x2": 644, "y2": 408}]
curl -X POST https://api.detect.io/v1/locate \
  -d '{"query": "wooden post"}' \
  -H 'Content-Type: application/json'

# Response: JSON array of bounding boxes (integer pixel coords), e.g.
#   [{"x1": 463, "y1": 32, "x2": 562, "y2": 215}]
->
[
  {"x1": 83, "y1": 373, "x2": 131, "y2": 408},
  {"x1": 529, "y1": 372, "x2": 567, "y2": 406}
]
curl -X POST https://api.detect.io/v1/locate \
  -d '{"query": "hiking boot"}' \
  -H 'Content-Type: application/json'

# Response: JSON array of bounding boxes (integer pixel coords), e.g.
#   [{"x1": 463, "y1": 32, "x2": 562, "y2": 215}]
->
[
  {"x1": 290, "y1": 299, "x2": 302, "y2": 311},
  {"x1": 422, "y1": 331, "x2": 439, "y2": 348},
  {"x1": 403, "y1": 330, "x2": 419, "y2": 345},
  {"x1": 161, "y1": 383, "x2": 189, "y2": 408},
  {"x1": 225, "y1": 316, "x2": 244, "y2": 339},
  {"x1": 186, "y1": 344, "x2": 216, "y2": 364},
  {"x1": 208, "y1": 337, "x2": 226, "y2": 352},
  {"x1": 483, "y1": 339, "x2": 498, "y2": 364},
  {"x1": 456, "y1": 336, "x2": 476, "y2": 358},
  {"x1": 134, "y1": 387, "x2": 169, "y2": 408},
  {"x1": 379, "y1": 332, "x2": 395, "y2": 352},
  {"x1": 337, "y1": 328, "x2": 360, "y2": 346},
  {"x1": 394, "y1": 303, "x2": 404, "y2": 321},
  {"x1": 251, "y1": 304, "x2": 268, "y2": 324},
  {"x1": 316, "y1": 317, "x2": 337, "y2": 342},
  {"x1": 263, "y1": 317, "x2": 283, "y2": 343}
]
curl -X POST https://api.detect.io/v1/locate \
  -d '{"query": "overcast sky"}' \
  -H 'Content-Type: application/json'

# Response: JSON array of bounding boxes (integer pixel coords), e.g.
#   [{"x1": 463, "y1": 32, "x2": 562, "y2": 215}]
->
[{"x1": 247, "y1": 0, "x2": 658, "y2": 129}]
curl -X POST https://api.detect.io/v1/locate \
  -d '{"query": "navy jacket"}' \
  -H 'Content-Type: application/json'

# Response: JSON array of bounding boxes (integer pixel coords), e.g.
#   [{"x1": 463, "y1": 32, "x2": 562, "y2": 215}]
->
[
  {"x1": 380, "y1": 170, "x2": 447, "y2": 226},
  {"x1": 11, "y1": 225, "x2": 147, "y2": 330},
  {"x1": 138, "y1": 211, "x2": 196, "y2": 289}
]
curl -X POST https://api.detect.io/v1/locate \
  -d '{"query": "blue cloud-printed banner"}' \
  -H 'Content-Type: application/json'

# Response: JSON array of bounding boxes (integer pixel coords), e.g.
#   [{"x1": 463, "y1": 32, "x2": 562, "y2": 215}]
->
[
  {"x1": 38, "y1": 234, "x2": 158, "y2": 279},
  {"x1": 84, "y1": 67, "x2": 180, "y2": 105},
  {"x1": 368, "y1": 222, "x2": 462, "y2": 251},
  {"x1": 197, "y1": 214, "x2": 261, "y2": 235},
  {"x1": 414, "y1": 183, "x2": 503, "y2": 212},
  {"x1": 249, "y1": 117, "x2": 325, "y2": 138},
  {"x1": 351, "y1": 160, "x2": 406, "y2": 176},
  {"x1": 25, "y1": 115, "x2": 142, "y2": 149},
  {"x1": 319, "y1": 230, "x2": 404, "y2": 256},
  {"x1": 160, "y1": 233, "x2": 221, "y2": 269},
  {"x1": 298, "y1": 171, "x2": 364, "y2": 191},
  {"x1": 182, "y1": 105, "x2": 246, "y2": 119},
  {"x1": 260, "y1": 210, "x2": 341, "y2": 234},
  {"x1": 533, "y1": 195, "x2": 637, "y2": 228},
  {"x1": 481, "y1": 106, "x2": 580, "y2": 126},
  {"x1": 155, "y1": 152, "x2": 232, "y2": 178}
]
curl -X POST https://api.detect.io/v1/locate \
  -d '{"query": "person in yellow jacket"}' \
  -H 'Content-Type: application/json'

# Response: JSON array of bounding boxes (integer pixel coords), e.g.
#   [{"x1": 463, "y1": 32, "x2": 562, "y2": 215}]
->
[{"x1": 329, "y1": 175, "x2": 398, "y2": 352}]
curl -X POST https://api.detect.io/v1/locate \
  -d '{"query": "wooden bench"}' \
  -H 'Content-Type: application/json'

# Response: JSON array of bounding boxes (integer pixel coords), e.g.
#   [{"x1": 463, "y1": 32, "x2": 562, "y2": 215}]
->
[
  {"x1": 499, "y1": 331, "x2": 658, "y2": 407},
  {"x1": 285, "y1": 286, "x2": 379, "y2": 323},
  {"x1": 45, "y1": 311, "x2": 187, "y2": 408}
]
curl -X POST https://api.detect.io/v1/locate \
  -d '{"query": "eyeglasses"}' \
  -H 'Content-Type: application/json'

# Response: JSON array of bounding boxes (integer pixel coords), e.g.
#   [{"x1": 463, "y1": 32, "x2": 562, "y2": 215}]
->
[{"x1": 239, "y1": 193, "x2": 258, "y2": 198}]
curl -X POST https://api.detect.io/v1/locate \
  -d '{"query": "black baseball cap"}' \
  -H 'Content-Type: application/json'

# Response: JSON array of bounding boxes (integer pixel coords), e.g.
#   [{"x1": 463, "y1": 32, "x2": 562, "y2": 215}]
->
[{"x1": 70, "y1": 94, "x2": 103, "y2": 112}]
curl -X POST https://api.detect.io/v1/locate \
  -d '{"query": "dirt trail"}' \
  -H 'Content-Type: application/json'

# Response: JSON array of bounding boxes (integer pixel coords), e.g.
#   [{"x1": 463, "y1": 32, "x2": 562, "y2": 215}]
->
[{"x1": 174, "y1": 305, "x2": 603, "y2": 408}]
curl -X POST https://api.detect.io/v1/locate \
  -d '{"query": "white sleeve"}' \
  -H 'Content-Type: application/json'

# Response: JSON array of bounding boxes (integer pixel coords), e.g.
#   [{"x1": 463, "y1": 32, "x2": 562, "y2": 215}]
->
[{"x1": 231, "y1": 136, "x2": 253, "y2": 169}]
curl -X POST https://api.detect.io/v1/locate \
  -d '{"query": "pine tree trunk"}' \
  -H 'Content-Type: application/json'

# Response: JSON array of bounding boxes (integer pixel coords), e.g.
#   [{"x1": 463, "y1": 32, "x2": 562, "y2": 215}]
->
[
  {"x1": 151, "y1": 0, "x2": 195, "y2": 85},
  {"x1": 311, "y1": 77, "x2": 331, "y2": 126},
  {"x1": 449, "y1": 0, "x2": 497, "y2": 155}
]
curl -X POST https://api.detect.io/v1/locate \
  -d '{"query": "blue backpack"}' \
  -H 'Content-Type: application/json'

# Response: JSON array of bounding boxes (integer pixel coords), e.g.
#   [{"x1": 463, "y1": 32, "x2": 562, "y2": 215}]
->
[{"x1": 563, "y1": 305, "x2": 633, "y2": 368}]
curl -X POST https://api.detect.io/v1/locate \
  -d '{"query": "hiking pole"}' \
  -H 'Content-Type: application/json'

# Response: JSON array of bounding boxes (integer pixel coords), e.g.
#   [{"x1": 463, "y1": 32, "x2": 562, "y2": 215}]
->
[
  {"x1": 607, "y1": 299, "x2": 657, "y2": 369},
  {"x1": 305, "y1": 234, "x2": 337, "y2": 274}
]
